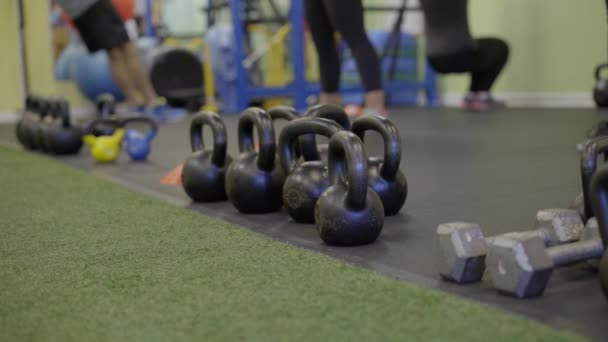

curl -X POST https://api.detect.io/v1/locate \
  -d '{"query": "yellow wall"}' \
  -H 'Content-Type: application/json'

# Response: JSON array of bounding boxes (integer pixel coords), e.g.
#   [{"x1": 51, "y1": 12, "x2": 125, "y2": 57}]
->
[
  {"x1": 23, "y1": 0, "x2": 88, "y2": 109},
  {"x1": 0, "y1": 0, "x2": 23, "y2": 112}
]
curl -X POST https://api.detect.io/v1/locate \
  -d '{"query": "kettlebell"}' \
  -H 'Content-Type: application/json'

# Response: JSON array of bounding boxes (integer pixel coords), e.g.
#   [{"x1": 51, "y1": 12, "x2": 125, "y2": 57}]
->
[
  {"x1": 122, "y1": 117, "x2": 158, "y2": 161},
  {"x1": 588, "y1": 165, "x2": 608, "y2": 300},
  {"x1": 83, "y1": 118, "x2": 125, "y2": 163},
  {"x1": 351, "y1": 115, "x2": 407, "y2": 216},
  {"x1": 91, "y1": 94, "x2": 118, "y2": 136},
  {"x1": 305, "y1": 104, "x2": 351, "y2": 161},
  {"x1": 33, "y1": 99, "x2": 55, "y2": 152},
  {"x1": 182, "y1": 112, "x2": 232, "y2": 202},
  {"x1": 278, "y1": 117, "x2": 343, "y2": 223},
  {"x1": 225, "y1": 107, "x2": 285, "y2": 213},
  {"x1": 44, "y1": 99, "x2": 84, "y2": 155},
  {"x1": 594, "y1": 64, "x2": 608, "y2": 108},
  {"x1": 579, "y1": 137, "x2": 608, "y2": 221},
  {"x1": 315, "y1": 131, "x2": 385, "y2": 246},
  {"x1": 16, "y1": 95, "x2": 40, "y2": 150},
  {"x1": 268, "y1": 105, "x2": 305, "y2": 158}
]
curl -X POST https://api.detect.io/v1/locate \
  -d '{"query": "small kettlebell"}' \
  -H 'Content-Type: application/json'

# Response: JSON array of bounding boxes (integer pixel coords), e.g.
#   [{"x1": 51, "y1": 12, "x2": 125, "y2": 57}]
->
[
  {"x1": 588, "y1": 165, "x2": 608, "y2": 300},
  {"x1": 45, "y1": 99, "x2": 84, "y2": 155},
  {"x1": 225, "y1": 107, "x2": 285, "y2": 213},
  {"x1": 35, "y1": 99, "x2": 56, "y2": 153},
  {"x1": 91, "y1": 94, "x2": 118, "y2": 137},
  {"x1": 579, "y1": 137, "x2": 608, "y2": 221},
  {"x1": 182, "y1": 112, "x2": 233, "y2": 202},
  {"x1": 315, "y1": 131, "x2": 385, "y2": 246},
  {"x1": 122, "y1": 117, "x2": 158, "y2": 161},
  {"x1": 16, "y1": 95, "x2": 40, "y2": 150},
  {"x1": 594, "y1": 64, "x2": 608, "y2": 108},
  {"x1": 278, "y1": 117, "x2": 343, "y2": 223},
  {"x1": 305, "y1": 104, "x2": 350, "y2": 161},
  {"x1": 83, "y1": 118, "x2": 125, "y2": 163},
  {"x1": 351, "y1": 115, "x2": 407, "y2": 216}
]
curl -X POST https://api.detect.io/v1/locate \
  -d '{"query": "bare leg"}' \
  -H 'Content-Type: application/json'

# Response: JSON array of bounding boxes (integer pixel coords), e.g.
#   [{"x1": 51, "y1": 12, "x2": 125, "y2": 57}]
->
[
  {"x1": 108, "y1": 47, "x2": 141, "y2": 106},
  {"x1": 320, "y1": 92, "x2": 342, "y2": 105},
  {"x1": 364, "y1": 90, "x2": 386, "y2": 114},
  {"x1": 121, "y1": 41, "x2": 159, "y2": 107}
]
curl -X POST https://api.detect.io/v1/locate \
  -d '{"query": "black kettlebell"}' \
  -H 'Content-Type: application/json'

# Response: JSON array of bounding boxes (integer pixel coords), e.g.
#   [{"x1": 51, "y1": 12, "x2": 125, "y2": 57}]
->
[
  {"x1": 278, "y1": 117, "x2": 343, "y2": 223},
  {"x1": 594, "y1": 64, "x2": 608, "y2": 108},
  {"x1": 16, "y1": 95, "x2": 40, "y2": 149},
  {"x1": 225, "y1": 107, "x2": 285, "y2": 213},
  {"x1": 351, "y1": 115, "x2": 407, "y2": 216},
  {"x1": 315, "y1": 131, "x2": 385, "y2": 246},
  {"x1": 45, "y1": 99, "x2": 83, "y2": 155},
  {"x1": 305, "y1": 104, "x2": 351, "y2": 162},
  {"x1": 588, "y1": 165, "x2": 608, "y2": 300},
  {"x1": 182, "y1": 112, "x2": 232, "y2": 202},
  {"x1": 33, "y1": 99, "x2": 55, "y2": 152},
  {"x1": 96, "y1": 93, "x2": 116, "y2": 117},
  {"x1": 579, "y1": 137, "x2": 608, "y2": 221},
  {"x1": 91, "y1": 94, "x2": 118, "y2": 137},
  {"x1": 268, "y1": 106, "x2": 300, "y2": 122}
]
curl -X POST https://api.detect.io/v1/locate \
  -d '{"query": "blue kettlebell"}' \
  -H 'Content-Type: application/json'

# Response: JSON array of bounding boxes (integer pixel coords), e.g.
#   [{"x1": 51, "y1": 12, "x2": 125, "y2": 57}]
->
[{"x1": 121, "y1": 116, "x2": 158, "y2": 161}]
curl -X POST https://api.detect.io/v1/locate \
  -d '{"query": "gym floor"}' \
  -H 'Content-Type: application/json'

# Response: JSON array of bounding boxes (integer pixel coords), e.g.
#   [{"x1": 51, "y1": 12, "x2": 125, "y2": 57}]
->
[{"x1": 1, "y1": 107, "x2": 607, "y2": 341}]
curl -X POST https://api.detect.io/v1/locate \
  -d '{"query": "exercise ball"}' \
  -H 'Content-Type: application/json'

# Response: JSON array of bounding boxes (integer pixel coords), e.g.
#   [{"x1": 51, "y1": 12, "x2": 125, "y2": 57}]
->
[
  {"x1": 73, "y1": 51, "x2": 125, "y2": 101},
  {"x1": 55, "y1": 44, "x2": 85, "y2": 80}
]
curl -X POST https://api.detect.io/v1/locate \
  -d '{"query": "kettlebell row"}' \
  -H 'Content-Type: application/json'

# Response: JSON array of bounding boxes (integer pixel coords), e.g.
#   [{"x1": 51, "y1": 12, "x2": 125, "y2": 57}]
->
[
  {"x1": 15, "y1": 94, "x2": 158, "y2": 162},
  {"x1": 181, "y1": 105, "x2": 407, "y2": 246},
  {"x1": 16, "y1": 95, "x2": 84, "y2": 155}
]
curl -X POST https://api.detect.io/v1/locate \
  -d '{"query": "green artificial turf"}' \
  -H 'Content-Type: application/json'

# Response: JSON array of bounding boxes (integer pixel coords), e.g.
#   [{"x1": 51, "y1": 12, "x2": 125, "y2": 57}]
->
[{"x1": 0, "y1": 146, "x2": 584, "y2": 341}]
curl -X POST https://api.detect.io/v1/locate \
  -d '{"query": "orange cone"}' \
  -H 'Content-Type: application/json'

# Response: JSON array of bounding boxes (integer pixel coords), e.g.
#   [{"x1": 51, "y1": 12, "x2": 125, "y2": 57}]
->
[{"x1": 161, "y1": 163, "x2": 183, "y2": 185}]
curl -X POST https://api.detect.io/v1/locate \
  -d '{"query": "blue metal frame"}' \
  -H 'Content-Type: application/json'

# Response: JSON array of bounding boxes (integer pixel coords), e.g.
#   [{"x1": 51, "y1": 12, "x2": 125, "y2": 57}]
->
[{"x1": 224, "y1": 0, "x2": 437, "y2": 112}]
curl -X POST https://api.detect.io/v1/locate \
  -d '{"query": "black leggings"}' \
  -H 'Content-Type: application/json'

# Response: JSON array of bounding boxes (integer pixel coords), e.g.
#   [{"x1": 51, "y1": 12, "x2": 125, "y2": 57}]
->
[
  {"x1": 304, "y1": 0, "x2": 382, "y2": 93},
  {"x1": 428, "y1": 38, "x2": 509, "y2": 92}
]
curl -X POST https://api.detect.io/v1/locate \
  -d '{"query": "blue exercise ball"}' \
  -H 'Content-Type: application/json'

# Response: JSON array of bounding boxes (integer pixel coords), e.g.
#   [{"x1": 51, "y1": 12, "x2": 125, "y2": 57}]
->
[{"x1": 73, "y1": 50, "x2": 125, "y2": 102}]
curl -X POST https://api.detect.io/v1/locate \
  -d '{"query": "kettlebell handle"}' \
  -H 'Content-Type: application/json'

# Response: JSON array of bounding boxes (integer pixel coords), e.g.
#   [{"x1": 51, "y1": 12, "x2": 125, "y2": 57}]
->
[
  {"x1": 306, "y1": 104, "x2": 351, "y2": 131},
  {"x1": 351, "y1": 116, "x2": 402, "y2": 181},
  {"x1": 237, "y1": 108, "x2": 276, "y2": 172},
  {"x1": 328, "y1": 131, "x2": 368, "y2": 210},
  {"x1": 596, "y1": 64, "x2": 608, "y2": 81},
  {"x1": 581, "y1": 137, "x2": 608, "y2": 220},
  {"x1": 268, "y1": 106, "x2": 300, "y2": 122},
  {"x1": 278, "y1": 117, "x2": 343, "y2": 173},
  {"x1": 590, "y1": 165, "x2": 608, "y2": 247},
  {"x1": 189, "y1": 112, "x2": 228, "y2": 167},
  {"x1": 86, "y1": 117, "x2": 123, "y2": 134},
  {"x1": 122, "y1": 116, "x2": 159, "y2": 137}
]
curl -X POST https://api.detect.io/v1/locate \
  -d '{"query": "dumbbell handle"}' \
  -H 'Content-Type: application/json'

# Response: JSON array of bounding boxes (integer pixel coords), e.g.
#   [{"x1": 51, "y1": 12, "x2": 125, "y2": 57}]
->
[
  {"x1": 485, "y1": 229, "x2": 552, "y2": 247},
  {"x1": 547, "y1": 238, "x2": 604, "y2": 266}
]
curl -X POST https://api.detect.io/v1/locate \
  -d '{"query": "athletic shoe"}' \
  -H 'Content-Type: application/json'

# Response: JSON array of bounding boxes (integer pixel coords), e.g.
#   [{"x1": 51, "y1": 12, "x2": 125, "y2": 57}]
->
[
  {"x1": 146, "y1": 105, "x2": 187, "y2": 123},
  {"x1": 462, "y1": 93, "x2": 505, "y2": 111},
  {"x1": 344, "y1": 104, "x2": 364, "y2": 118}
]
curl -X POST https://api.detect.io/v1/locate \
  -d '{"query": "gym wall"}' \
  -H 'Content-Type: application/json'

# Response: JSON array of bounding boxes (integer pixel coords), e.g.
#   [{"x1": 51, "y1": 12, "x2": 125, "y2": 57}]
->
[
  {"x1": 442, "y1": 0, "x2": 605, "y2": 106},
  {"x1": 0, "y1": 0, "x2": 23, "y2": 114}
]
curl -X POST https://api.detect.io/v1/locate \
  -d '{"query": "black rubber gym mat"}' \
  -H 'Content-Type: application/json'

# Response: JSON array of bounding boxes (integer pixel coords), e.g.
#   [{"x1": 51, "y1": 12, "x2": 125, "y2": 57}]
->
[{"x1": 3, "y1": 107, "x2": 607, "y2": 340}]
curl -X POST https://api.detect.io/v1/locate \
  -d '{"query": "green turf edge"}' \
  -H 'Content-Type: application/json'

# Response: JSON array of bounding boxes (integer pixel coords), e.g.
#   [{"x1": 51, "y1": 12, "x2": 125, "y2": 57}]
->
[{"x1": 0, "y1": 146, "x2": 584, "y2": 342}]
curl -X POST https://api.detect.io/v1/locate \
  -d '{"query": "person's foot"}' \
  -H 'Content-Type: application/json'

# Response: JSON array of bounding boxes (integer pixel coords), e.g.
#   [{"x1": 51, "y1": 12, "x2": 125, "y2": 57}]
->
[
  {"x1": 344, "y1": 104, "x2": 364, "y2": 118},
  {"x1": 462, "y1": 92, "x2": 505, "y2": 111},
  {"x1": 146, "y1": 105, "x2": 187, "y2": 123}
]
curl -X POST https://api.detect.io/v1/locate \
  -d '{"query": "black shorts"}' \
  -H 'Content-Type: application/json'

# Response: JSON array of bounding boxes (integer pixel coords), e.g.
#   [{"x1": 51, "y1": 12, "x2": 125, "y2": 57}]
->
[{"x1": 73, "y1": 0, "x2": 130, "y2": 53}]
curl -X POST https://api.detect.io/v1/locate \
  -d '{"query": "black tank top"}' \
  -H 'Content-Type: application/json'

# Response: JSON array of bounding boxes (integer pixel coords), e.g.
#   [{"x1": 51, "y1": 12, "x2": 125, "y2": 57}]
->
[{"x1": 420, "y1": 0, "x2": 476, "y2": 57}]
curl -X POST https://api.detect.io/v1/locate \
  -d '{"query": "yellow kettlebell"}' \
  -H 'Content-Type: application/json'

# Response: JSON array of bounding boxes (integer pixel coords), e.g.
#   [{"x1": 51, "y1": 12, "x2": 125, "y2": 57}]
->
[{"x1": 83, "y1": 128, "x2": 125, "y2": 163}]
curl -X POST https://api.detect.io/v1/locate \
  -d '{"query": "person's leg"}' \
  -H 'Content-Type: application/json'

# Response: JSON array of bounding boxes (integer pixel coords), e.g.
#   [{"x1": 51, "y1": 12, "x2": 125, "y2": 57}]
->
[
  {"x1": 107, "y1": 47, "x2": 142, "y2": 106},
  {"x1": 121, "y1": 41, "x2": 159, "y2": 107},
  {"x1": 323, "y1": 0, "x2": 385, "y2": 114},
  {"x1": 470, "y1": 38, "x2": 510, "y2": 93},
  {"x1": 304, "y1": 0, "x2": 341, "y2": 106}
]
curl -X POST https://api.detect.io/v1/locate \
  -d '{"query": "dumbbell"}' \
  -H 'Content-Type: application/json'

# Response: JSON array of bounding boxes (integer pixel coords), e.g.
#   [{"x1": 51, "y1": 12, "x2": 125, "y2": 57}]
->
[
  {"x1": 434, "y1": 208, "x2": 584, "y2": 283},
  {"x1": 486, "y1": 218, "x2": 604, "y2": 298}
]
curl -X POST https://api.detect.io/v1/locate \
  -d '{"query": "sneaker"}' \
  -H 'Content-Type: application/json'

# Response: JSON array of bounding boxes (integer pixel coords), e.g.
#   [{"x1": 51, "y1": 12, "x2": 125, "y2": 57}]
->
[
  {"x1": 462, "y1": 93, "x2": 505, "y2": 111},
  {"x1": 344, "y1": 104, "x2": 364, "y2": 118},
  {"x1": 146, "y1": 105, "x2": 187, "y2": 123},
  {"x1": 361, "y1": 108, "x2": 390, "y2": 118}
]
